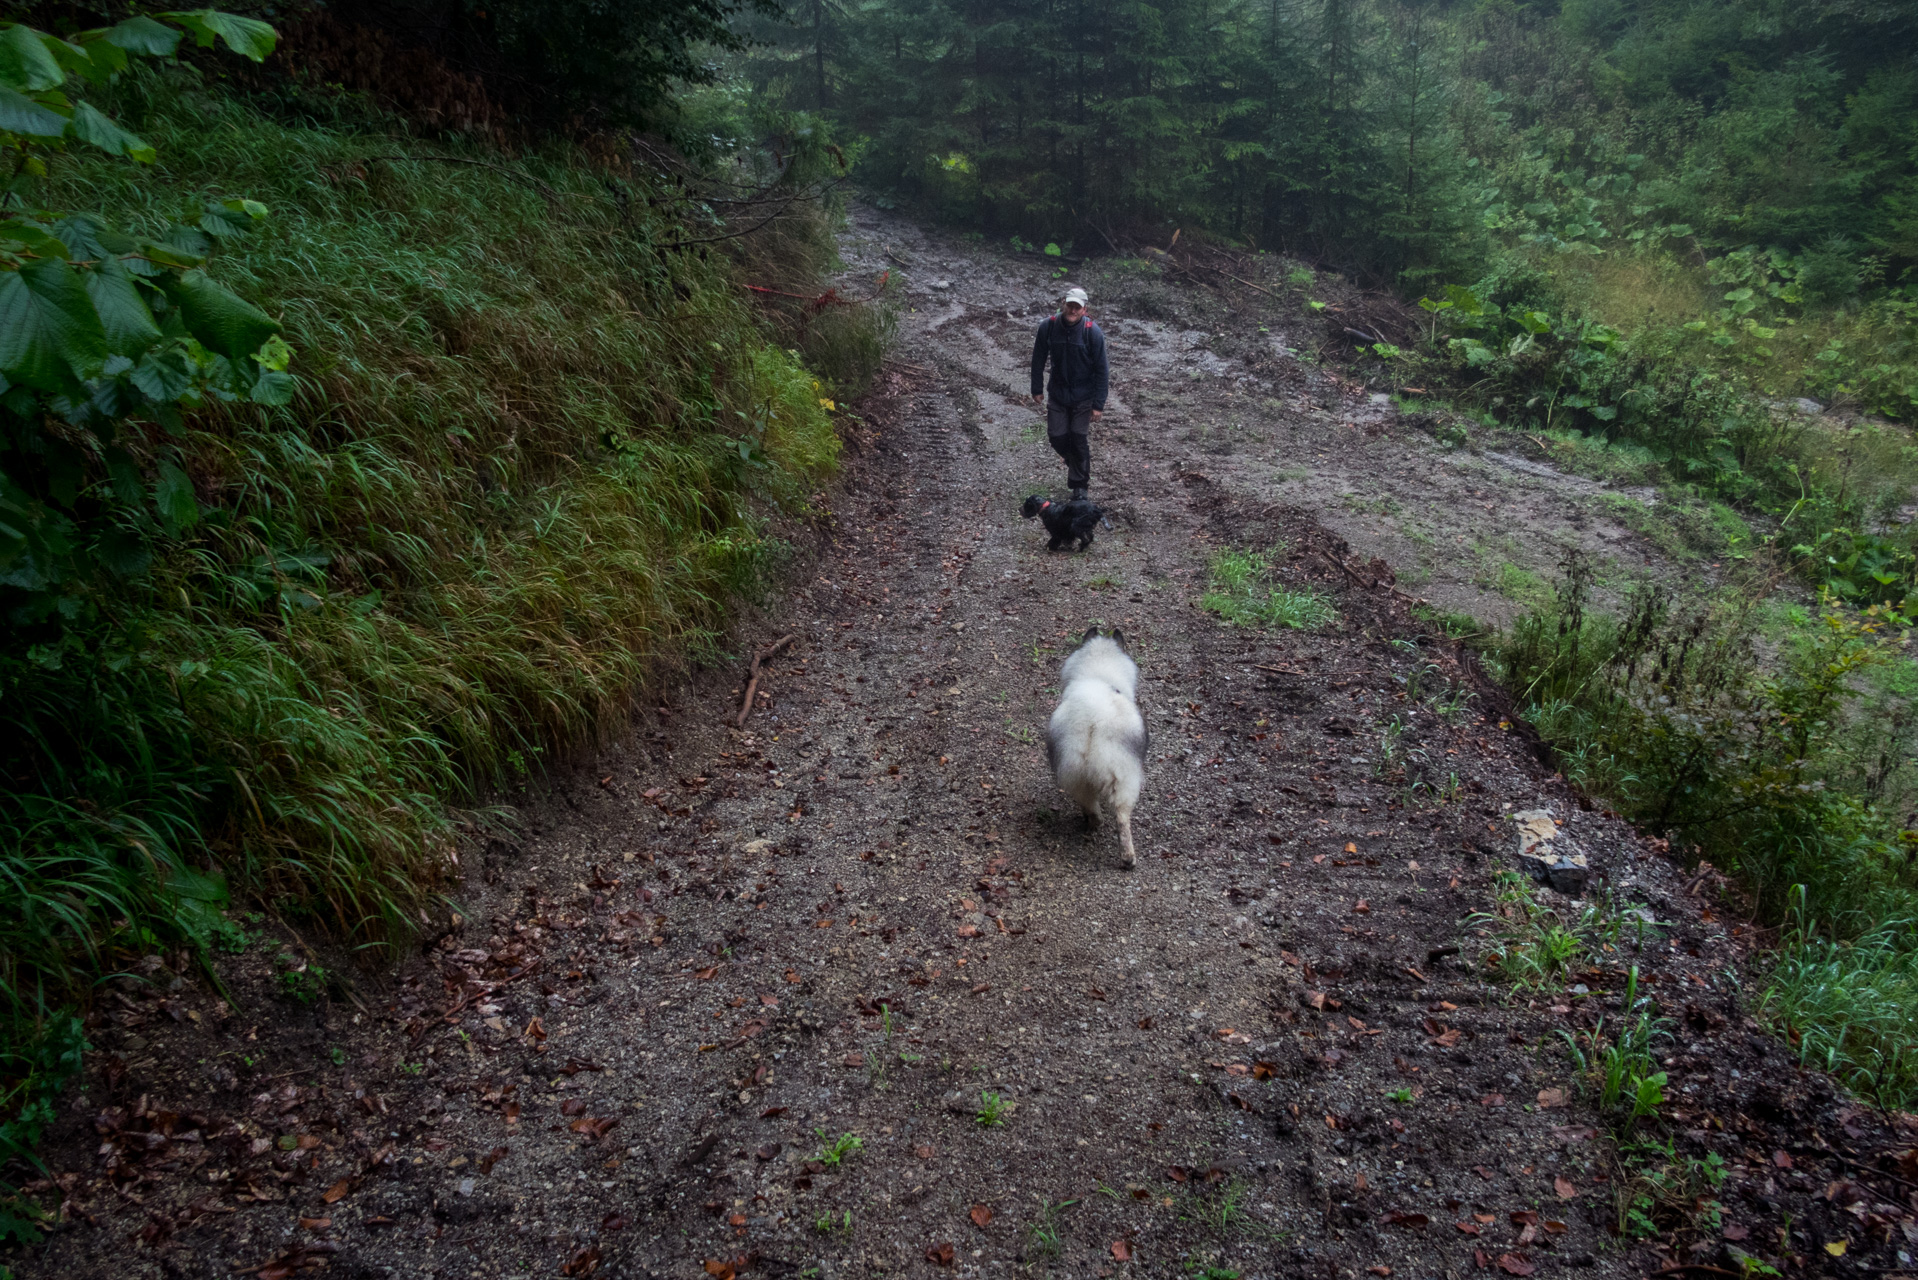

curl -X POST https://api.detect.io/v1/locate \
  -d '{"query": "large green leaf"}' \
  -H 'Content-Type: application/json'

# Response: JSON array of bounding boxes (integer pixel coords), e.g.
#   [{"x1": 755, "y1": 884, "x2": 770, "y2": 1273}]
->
[
  {"x1": 67, "y1": 31, "x2": 129, "y2": 79},
  {"x1": 86, "y1": 258, "x2": 162, "y2": 356},
  {"x1": 42, "y1": 36, "x2": 112, "y2": 86},
  {"x1": 163, "y1": 269, "x2": 278, "y2": 361},
  {"x1": 0, "y1": 26, "x2": 64, "y2": 93},
  {"x1": 160, "y1": 10, "x2": 277, "y2": 61},
  {"x1": 0, "y1": 219, "x2": 71, "y2": 260},
  {"x1": 153, "y1": 458, "x2": 198, "y2": 535},
  {"x1": 0, "y1": 87, "x2": 67, "y2": 136},
  {"x1": 0, "y1": 257, "x2": 106, "y2": 391},
  {"x1": 101, "y1": 16, "x2": 182, "y2": 57},
  {"x1": 65, "y1": 101, "x2": 155, "y2": 163}
]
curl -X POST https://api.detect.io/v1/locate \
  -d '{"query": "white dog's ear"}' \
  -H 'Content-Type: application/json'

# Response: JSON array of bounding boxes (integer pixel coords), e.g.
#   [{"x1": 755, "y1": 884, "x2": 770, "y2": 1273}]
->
[
  {"x1": 1081, "y1": 625, "x2": 1102, "y2": 647},
  {"x1": 1109, "y1": 628, "x2": 1128, "y2": 652}
]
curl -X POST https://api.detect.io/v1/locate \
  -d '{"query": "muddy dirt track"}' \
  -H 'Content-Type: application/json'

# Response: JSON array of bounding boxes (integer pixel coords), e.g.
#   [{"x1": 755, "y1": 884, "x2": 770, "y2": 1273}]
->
[{"x1": 16, "y1": 209, "x2": 1916, "y2": 1280}]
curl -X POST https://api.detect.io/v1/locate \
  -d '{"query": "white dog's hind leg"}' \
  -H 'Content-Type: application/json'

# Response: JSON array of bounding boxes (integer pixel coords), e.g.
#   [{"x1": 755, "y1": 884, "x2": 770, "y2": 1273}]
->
[{"x1": 1115, "y1": 804, "x2": 1136, "y2": 869}]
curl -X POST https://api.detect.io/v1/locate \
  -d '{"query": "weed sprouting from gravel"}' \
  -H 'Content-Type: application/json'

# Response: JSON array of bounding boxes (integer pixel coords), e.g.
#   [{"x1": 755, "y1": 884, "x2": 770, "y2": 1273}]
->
[
  {"x1": 1200, "y1": 548, "x2": 1336, "y2": 630},
  {"x1": 1468, "y1": 870, "x2": 1595, "y2": 987},
  {"x1": 975, "y1": 1090, "x2": 1012, "y2": 1126},
  {"x1": 1559, "y1": 967, "x2": 1672, "y2": 1124},
  {"x1": 809, "y1": 1129, "x2": 864, "y2": 1165},
  {"x1": 1022, "y1": 1199, "x2": 1076, "y2": 1259}
]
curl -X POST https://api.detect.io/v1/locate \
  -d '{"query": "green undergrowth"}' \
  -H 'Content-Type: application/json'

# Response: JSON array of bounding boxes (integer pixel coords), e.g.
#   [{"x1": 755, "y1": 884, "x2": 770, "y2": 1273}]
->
[
  {"x1": 1, "y1": 68, "x2": 869, "y2": 1029},
  {"x1": 1488, "y1": 551, "x2": 1918, "y2": 1106},
  {"x1": 1470, "y1": 874, "x2": 1738, "y2": 1243}
]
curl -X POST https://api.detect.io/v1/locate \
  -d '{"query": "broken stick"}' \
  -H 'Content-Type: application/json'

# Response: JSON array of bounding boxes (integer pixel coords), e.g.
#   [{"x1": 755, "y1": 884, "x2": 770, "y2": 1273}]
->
[{"x1": 735, "y1": 634, "x2": 797, "y2": 727}]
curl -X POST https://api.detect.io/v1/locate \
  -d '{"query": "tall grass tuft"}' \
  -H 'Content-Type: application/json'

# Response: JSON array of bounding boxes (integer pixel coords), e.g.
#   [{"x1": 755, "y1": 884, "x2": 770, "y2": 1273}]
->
[
  {"x1": 1200, "y1": 548, "x2": 1338, "y2": 630},
  {"x1": 0, "y1": 65, "x2": 873, "y2": 1024}
]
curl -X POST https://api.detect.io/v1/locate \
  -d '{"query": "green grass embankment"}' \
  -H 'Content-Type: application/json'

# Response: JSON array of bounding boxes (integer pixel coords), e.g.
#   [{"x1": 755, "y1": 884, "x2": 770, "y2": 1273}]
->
[{"x1": 1, "y1": 66, "x2": 853, "y2": 1025}]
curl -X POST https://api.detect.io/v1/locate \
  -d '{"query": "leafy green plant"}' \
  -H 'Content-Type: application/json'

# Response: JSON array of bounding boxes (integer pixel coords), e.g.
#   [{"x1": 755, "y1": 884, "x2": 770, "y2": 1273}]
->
[
  {"x1": 974, "y1": 1089, "x2": 1011, "y2": 1126},
  {"x1": 809, "y1": 1128, "x2": 863, "y2": 1165},
  {"x1": 1615, "y1": 1139, "x2": 1727, "y2": 1240},
  {"x1": 276, "y1": 955, "x2": 327, "y2": 1005},
  {"x1": 1386, "y1": 1087, "x2": 1414, "y2": 1105},
  {"x1": 0, "y1": 1011, "x2": 86, "y2": 1242},
  {"x1": 813, "y1": 1208, "x2": 852, "y2": 1234}
]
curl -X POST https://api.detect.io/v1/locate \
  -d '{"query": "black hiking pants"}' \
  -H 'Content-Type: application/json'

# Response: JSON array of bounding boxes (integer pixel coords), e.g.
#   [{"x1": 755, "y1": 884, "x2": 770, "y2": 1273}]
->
[{"x1": 1046, "y1": 401, "x2": 1094, "y2": 490}]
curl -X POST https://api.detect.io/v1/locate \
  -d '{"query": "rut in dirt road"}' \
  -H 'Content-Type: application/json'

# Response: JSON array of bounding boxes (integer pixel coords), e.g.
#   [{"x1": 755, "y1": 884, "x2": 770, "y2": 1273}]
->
[{"x1": 31, "y1": 210, "x2": 1783, "y2": 1280}]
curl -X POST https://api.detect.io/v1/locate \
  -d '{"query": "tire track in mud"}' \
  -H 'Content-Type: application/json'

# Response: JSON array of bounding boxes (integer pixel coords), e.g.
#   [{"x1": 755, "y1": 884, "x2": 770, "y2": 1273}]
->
[{"x1": 31, "y1": 210, "x2": 1788, "y2": 1280}]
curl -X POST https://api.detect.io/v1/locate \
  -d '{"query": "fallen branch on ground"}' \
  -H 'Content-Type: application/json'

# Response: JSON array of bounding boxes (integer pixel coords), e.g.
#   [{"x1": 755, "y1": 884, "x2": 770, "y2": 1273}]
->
[{"x1": 737, "y1": 635, "x2": 797, "y2": 727}]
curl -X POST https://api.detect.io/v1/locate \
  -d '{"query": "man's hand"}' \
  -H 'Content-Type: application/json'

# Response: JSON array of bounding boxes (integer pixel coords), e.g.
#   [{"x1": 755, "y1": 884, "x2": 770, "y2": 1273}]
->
[
  {"x1": 1032, "y1": 394, "x2": 1043, "y2": 405},
  {"x1": 1091, "y1": 409, "x2": 1103, "y2": 421}
]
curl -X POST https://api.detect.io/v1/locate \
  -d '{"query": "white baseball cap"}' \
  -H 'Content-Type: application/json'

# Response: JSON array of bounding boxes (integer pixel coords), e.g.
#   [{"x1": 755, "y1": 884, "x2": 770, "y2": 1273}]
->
[{"x1": 1062, "y1": 286, "x2": 1088, "y2": 307}]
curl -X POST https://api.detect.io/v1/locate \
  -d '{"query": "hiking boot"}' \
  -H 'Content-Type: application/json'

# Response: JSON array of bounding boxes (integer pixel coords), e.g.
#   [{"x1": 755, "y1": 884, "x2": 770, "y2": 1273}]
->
[{"x1": 1070, "y1": 487, "x2": 1088, "y2": 501}]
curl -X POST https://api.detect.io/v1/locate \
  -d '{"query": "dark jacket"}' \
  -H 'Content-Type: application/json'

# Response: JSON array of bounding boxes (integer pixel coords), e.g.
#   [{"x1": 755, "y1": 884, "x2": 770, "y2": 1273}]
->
[{"x1": 1030, "y1": 315, "x2": 1109, "y2": 410}]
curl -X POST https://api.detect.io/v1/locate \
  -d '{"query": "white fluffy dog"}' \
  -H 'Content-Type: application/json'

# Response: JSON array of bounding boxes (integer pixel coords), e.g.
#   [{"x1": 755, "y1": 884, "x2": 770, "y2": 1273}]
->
[{"x1": 1046, "y1": 627, "x2": 1149, "y2": 868}]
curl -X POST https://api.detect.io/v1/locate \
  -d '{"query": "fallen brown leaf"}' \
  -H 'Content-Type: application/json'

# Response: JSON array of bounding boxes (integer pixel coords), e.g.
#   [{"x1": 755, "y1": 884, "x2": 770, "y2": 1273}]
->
[
  {"x1": 969, "y1": 1204, "x2": 992, "y2": 1229},
  {"x1": 1455, "y1": 1222, "x2": 1481, "y2": 1235},
  {"x1": 1495, "y1": 1254, "x2": 1535, "y2": 1276},
  {"x1": 297, "y1": 1217, "x2": 330, "y2": 1231},
  {"x1": 1554, "y1": 1176, "x2": 1577, "y2": 1200},
  {"x1": 320, "y1": 1180, "x2": 351, "y2": 1204},
  {"x1": 926, "y1": 1242, "x2": 954, "y2": 1266},
  {"x1": 1535, "y1": 1089, "x2": 1567, "y2": 1109},
  {"x1": 1111, "y1": 1240, "x2": 1131, "y2": 1261},
  {"x1": 914, "y1": 1144, "x2": 935, "y2": 1159}
]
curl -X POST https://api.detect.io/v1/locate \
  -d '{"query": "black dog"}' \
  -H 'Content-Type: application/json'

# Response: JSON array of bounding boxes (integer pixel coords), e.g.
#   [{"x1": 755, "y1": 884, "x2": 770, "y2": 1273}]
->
[{"x1": 1022, "y1": 494, "x2": 1105, "y2": 551}]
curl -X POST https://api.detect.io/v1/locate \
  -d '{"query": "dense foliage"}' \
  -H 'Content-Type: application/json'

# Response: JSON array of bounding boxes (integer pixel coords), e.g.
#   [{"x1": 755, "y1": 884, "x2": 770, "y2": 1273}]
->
[
  {"x1": 0, "y1": 12, "x2": 859, "y2": 1049},
  {"x1": 319, "y1": 0, "x2": 787, "y2": 127},
  {"x1": 745, "y1": 0, "x2": 1917, "y2": 279}
]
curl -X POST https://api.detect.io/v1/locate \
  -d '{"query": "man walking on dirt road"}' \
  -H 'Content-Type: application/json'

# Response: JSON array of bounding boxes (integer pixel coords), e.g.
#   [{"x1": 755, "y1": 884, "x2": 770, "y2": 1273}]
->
[{"x1": 1030, "y1": 286, "x2": 1109, "y2": 500}]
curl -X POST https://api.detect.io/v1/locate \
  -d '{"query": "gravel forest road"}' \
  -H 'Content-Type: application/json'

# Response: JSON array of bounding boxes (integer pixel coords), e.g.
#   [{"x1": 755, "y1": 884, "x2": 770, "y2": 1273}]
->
[{"x1": 22, "y1": 208, "x2": 1885, "y2": 1280}]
